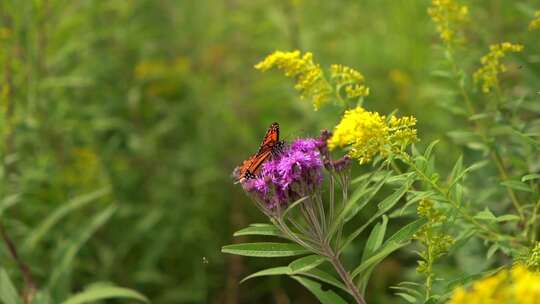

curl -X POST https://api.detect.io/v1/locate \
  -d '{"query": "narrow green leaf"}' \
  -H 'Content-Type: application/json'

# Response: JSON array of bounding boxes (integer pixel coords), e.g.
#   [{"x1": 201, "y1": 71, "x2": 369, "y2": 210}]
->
[
  {"x1": 385, "y1": 218, "x2": 427, "y2": 245},
  {"x1": 341, "y1": 182, "x2": 412, "y2": 251},
  {"x1": 473, "y1": 208, "x2": 497, "y2": 221},
  {"x1": 24, "y1": 187, "x2": 111, "y2": 250},
  {"x1": 500, "y1": 180, "x2": 533, "y2": 192},
  {"x1": 496, "y1": 214, "x2": 521, "y2": 222},
  {"x1": 353, "y1": 218, "x2": 428, "y2": 280},
  {"x1": 395, "y1": 292, "x2": 417, "y2": 303},
  {"x1": 0, "y1": 269, "x2": 20, "y2": 304},
  {"x1": 522, "y1": 174, "x2": 540, "y2": 182},
  {"x1": 282, "y1": 196, "x2": 309, "y2": 218},
  {"x1": 362, "y1": 216, "x2": 388, "y2": 261},
  {"x1": 390, "y1": 285, "x2": 422, "y2": 298},
  {"x1": 351, "y1": 242, "x2": 404, "y2": 278},
  {"x1": 0, "y1": 194, "x2": 20, "y2": 218},
  {"x1": 357, "y1": 216, "x2": 389, "y2": 293},
  {"x1": 48, "y1": 205, "x2": 117, "y2": 289},
  {"x1": 448, "y1": 160, "x2": 488, "y2": 190},
  {"x1": 61, "y1": 285, "x2": 148, "y2": 304},
  {"x1": 289, "y1": 255, "x2": 326, "y2": 274},
  {"x1": 448, "y1": 155, "x2": 463, "y2": 185},
  {"x1": 329, "y1": 169, "x2": 388, "y2": 237},
  {"x1": 233, "y1": 224, "x2": 283, "y2": 237},
  {"x1": 301, "y1": 269, "x2": 348, "y2": 293},
  {"x1": 240, "y1": 266, "x2": 291, "y2": 284},
  {"x1": 445, "y1": 273, "x2": 483, "y2": 290},
  {"x1": 345, "y1": 171, "x2": 391, "y2": 222},
  {"x1": 423, "y1": 140, "x2": 440, "y2": 160},
  {"x1": 377, "y1": 182, "x2": 411, "y2": 212},
  {"x1": 221, "y1": 242, "x2": 309, "y2": 257},
  {"x1": 290, "y1": 276, "x2": 348, "y2": 304},
  {"x1": 486, "y1": 244, "x2": 499, "y2": 260}
]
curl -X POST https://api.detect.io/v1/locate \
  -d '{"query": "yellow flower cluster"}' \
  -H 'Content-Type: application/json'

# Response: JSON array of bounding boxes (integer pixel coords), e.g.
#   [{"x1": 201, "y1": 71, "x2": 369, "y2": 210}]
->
[
  {"x1": 0, "y1": 27, "x2": 10, "y2": 40},
  {"x1": 428, "y1": 0, "x2": 469, "y2": 44},
  {"x1": 448, "y1": 265, "x2": 540, "y2": 304},
  {"x1": 530, "y1": 11, "x2": 540, "y2": 30},
  {"x1": 473, "y1": 42, "x2": 524, "y2": 94},
  {"x1": 255, "y1": 50, "x2": 332, "y2": 110},
  {"x1": 328, "y1": 107, "x2": 417, "y2": 164},
  {"x1": 134, "y1": 57, "x2": 190, "y2": 97},
  {"x1": 330, "y1": 64, "x2": 370, "y2": 100}
]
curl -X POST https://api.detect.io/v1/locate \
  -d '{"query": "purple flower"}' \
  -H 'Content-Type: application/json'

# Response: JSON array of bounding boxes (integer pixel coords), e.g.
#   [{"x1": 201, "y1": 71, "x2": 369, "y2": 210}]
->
[{"x1": 241, "y1": 138, "x2": 325, "y2": 210}]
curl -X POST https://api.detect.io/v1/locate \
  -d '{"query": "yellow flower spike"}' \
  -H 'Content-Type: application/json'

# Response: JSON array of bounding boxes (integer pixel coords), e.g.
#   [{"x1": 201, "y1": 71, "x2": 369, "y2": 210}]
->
[
  {"x1": 330, "y1": 64, "x2": 370, "y2": 100},
  {"x1": 473, "y1": 42, "x2": 524, "y2": 94},
  {"x1": 428, "y1": 0, "x2": 469, "y2": 44},
  {"x1": 255, "y1": 50, "x2": 332, "y2": 110},
  {"x1": 328, "y1": 107, "x2": 417, "y2": 164},
  {"x1": 530, "y1": 11, "x2": 540, "y2": 30}
]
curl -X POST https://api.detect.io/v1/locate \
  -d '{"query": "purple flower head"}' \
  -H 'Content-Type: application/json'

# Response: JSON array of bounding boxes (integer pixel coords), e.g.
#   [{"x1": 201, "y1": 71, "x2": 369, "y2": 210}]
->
[{"x1": 240, "y1": 137, "x2": 325, "y2": 210}]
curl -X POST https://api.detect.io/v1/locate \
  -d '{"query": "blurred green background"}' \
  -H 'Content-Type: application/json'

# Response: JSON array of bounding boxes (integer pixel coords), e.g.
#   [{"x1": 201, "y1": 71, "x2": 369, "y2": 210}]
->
[{"x1": 0, "y1": 0, "x2": 538, "y2": 303}]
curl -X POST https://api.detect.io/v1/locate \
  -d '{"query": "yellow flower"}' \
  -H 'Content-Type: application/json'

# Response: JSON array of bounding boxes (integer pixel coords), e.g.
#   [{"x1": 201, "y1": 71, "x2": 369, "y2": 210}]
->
[
  {"x1": 330, "y1": 64, "x2": 370, "y2": 100},
  {"x1": 328, "y1": 107, "x2": 417, "y2": 164},
  {"x1": 255, "y1": 50, "x2": 332, "y2": 110},
  {"x1": 473, "y1": 42, "x2": 524, "y2": 94},
  {"x1": 530, "y1": 11, "x2": 540, "y2": 30},
  {"x1": 428, "y1": 0, "x2": 469, "y2": 44},
  {"x1": 0, "y1": 27, "x2": 10, "y2": 40},
  {"x1": 448, "y1": 265, "x2": 540, "y2": 304}
]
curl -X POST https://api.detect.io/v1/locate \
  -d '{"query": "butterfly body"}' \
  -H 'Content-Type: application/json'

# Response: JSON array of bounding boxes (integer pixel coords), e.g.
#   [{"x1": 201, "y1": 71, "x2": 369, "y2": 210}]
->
[{"x1": 235, "y1": 122, "x2": 283, "y2": 182}]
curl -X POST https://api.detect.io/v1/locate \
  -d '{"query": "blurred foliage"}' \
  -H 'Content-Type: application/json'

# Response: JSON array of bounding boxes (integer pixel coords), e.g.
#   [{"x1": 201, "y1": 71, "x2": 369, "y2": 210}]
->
[{"x1": 0, "y1": 0, "x2": 539, "y2": 303}]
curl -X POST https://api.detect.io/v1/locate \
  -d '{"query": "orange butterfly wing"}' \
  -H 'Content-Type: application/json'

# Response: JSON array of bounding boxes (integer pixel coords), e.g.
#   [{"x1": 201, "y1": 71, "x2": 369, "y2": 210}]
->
[{"x1": 236, "y1": 122, "x2": 281, "y2": 181}]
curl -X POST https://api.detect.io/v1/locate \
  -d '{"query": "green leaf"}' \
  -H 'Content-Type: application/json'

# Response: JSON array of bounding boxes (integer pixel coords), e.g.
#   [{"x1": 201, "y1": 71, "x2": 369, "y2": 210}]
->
[
  {"x1": 357, "y1": 216, "x2": 389, "y2": 293},
  {"x1": 385, "y1": 218, "x2": 428, "y2": 244},
  {"x1": 0, "y1": 269, "x2": 20, "y2": 304},
  {"x1": 240, "y1": 255, "x2": 327, "y2": 283},
  {"x1": 496, "y1": 214, "x2": 521, "y2": 222},
  {"x1": 473, "y1": 208, "x2": 497, "y2": 221},
  {"x1": 0, "y1": 194, "x2": 20, "y2": 218},
  {"x1": 351, "y1": 242, "x2": 404, "y2": 278},
  {"x1": 423, "y1": 140, "x2": 440, "y2": 160},
  {"x1": 240, "y1": 266, "x2": 291, "y2": 283},
  {"x1": 448, "y1": 155, "x2": 463, "y2": 185},
  {"x1": 221, "y1": 242, "x2": 309, "y2": 257},
  {"x1": 448, "y1": 160, "x2": 488, "y2": 190},
  {"x1": 24, "y1": 187, "x2": 111, "y2": 251},
  {"x1": 61, "y1": 284, "x2": 148, "y2": 304},
  {"x1": 486, "y1": 244, "x2": 499, "y2": 260},
  {"x1": 289, "y1": 255, "x2": 326, "y2": 274},
  {"x1": 395, "y1": 292, "x2": 417, "y2": 303},
  {"x1": 233, "y1": 224, "x2": 283, "y2": 237},
  {"x1": 362, "y1": 216, "x2": 388, "y2": 261},
  {"x1": 377, "y1": 181, "x2": 411, "y2": 212},
  {"x1": 522, "y1": 174, "x2": 540, "y2": 182},
  {"x1": 347, "y1": 172, "x2": 391, "y2": 221},
  {"x1": 282, "y1": 196, "x2": 309, "y2": 218},
  {"x1": 500, "y1": 180, "x2": 533, "y2": 192},
  {"x1": 341, "y1": 182, "x2": 412, "y2": 251},
  {"x1": 353, "y1": 218, "x2": 427, "y2": 280},
  {"x1": 290, "y1": 276, "x2": 348, "y2": 304},
  {"x1": 301, "y1": 269, "x2": 348, "y2": 292},
  {"x1": 48, "y1": 205, "x2": 117, "y2": 289}
]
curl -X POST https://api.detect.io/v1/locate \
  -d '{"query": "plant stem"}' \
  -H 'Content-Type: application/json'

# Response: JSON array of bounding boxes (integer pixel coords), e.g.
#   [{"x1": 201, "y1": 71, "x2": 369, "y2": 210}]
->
[
  {"x1": 399, "y1": 153, "x2": 519, "y2": 243},
  {"x1": 325, "y1": 245, "x2": 367, "y2": 304},
  {"x1": 0, "y1": 222, "x2": 36, "y2": 303},
  {"x1": 446, "y1": 46, "x2": 525, "y2": 221}
]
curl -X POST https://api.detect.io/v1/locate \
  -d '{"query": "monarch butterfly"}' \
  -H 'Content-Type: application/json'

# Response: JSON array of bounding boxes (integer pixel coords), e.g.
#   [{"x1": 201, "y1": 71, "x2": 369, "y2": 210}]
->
[{"x1": 235, "y1": 122, "x2": 283, "y2": 182}]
